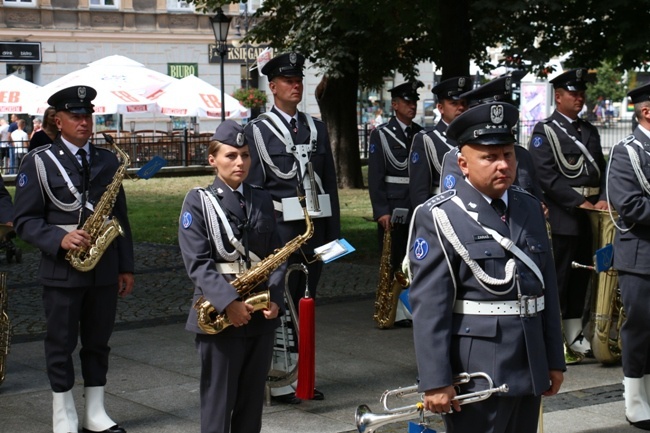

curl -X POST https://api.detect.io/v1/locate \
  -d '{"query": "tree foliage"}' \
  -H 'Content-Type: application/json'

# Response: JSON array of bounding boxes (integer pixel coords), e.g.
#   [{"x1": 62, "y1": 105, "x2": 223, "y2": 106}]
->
[{"x1": 191, "y1": 0, "x2": 650, "y2": 188}]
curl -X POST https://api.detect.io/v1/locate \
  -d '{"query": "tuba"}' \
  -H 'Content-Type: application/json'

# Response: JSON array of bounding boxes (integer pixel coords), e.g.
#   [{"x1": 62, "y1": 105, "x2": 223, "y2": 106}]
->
[
  {"x1": 373, "y1": 228, "x2": 408, "y2": 329},
  {"x1": 0, "y1": 272, "x2": 9, "y2": 386},
  {"x1": 571, "y1": 209, "x2": 623, "y2": 365},
  {"x1": 356, "y1": 372, "x2": 508, "y2": 433},
  {"x1": 194, "y1": 204, "x2": 313, "y2": 334},
  {"x1": 66, "y1": 133, "x2": 129, "y2": 272}
]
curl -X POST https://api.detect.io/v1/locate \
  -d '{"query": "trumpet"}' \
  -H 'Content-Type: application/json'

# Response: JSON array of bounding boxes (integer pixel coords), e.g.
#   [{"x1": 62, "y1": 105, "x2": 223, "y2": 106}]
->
[{"x1": 356, "y1": 372, "x2": 508, "y2": 433}]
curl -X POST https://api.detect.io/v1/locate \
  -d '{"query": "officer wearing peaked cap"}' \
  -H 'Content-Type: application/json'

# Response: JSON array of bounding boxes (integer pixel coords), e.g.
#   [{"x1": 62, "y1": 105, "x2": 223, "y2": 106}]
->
[
  {"x1": 439, "y1": 75, "x2": 545, "y2": 202},
  {"x1": 607, "y1": 82, "x2": 650, "y2": 430},
  {"x1": 409, "y1": 76, "x2": 472, "y2": 207},
  {"x1": 179, "y1": 119, "x2": 285, "y2": 433},
  {"x1": 527, "y1": 68, "x2": 607, "y2": 363},
  {"x1": 368, "y1": 80, "x2": 424, "y2": 327},
  {"x1": 244, "y1": 52, "x2": 340, "y2": 403},
  {"x1": 47, "y1": 85, "x2": 97, "y2": 114},
  {"x1": 13, "y1": 84, "x2": 134, "y2": 433},
  {"x1": 408, "y1": 101, "x2": 565, "y2": 433}
]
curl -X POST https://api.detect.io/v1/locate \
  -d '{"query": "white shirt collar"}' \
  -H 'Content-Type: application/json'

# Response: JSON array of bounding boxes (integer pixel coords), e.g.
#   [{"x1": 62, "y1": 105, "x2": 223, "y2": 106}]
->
[
  {"x1": 638, "y1": 124, "x2": 650, "y2": 140},
  {"x1": 464, "y1": 178, "x2": 509, "y2": 207},
  {"x1": 60, "y1": 136, "x2": 90, "y2": 161},
  {"x1": 273, "y1": 106, "x2": 299, "y2": 124}
]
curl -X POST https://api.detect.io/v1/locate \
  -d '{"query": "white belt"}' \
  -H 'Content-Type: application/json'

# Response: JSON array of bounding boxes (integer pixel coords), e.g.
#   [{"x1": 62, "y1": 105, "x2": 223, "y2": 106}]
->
[
  {"x1": 56, "y1": 224, "x2": 78, "y2": 233},
  {"x1": 453, "y1": 295, "x2": 545, "y2": 317},
  {"x1": 385, "y1": 176, "x2": 409, "y2": 184},
  {"x1": 572, "y1": 186, "x2": 599, "y2": 197},
  {"x1": 214, "y1": 261, "x2": 259, "y2": 275}
]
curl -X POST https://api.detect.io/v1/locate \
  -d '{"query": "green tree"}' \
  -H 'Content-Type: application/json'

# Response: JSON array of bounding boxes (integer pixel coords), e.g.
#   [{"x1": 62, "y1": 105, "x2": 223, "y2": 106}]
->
[
  {"x1": 192, "y1": 0, "x2": 650, "y2": 188},
  {"x1": 586, "y1": 62, "x2": 627, "y2": 110}
]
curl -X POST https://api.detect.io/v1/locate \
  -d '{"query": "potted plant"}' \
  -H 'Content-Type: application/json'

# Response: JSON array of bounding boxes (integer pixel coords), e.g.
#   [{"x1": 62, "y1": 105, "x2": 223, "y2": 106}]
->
[{"x1": 232, "y1": 87, "x2": 267, "y2": 119}]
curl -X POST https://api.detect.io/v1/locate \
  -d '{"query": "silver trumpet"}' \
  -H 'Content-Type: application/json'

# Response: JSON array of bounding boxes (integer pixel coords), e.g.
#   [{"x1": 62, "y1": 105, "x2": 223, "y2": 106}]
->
[{"x1": 356, "y1": 372, "x2": 509, "y2": 433}]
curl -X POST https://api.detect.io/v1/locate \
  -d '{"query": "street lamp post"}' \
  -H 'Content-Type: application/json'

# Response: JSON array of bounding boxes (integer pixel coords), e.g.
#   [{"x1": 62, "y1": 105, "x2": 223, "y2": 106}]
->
[{"x1": 210, "y1": 7, "x2": 232, "y2": 122}]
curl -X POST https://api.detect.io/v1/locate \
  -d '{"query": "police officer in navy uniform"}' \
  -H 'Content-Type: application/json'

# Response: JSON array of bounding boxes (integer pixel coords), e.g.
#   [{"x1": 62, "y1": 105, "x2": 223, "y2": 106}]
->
[
  {"x1": 179, "y1": 120, "x2": 284, "y2": 433},
  {"x1": 408, "y1": 102, "x2": 565, "y2": 433},
  {"x1": 409, "y1": 76, "x2": 472, "y2": 207},
  {"x1": 607, "y1": 83, "x2": 650, "y2": 430},
  {"x1": 440, "y1": 75, "x2": 545, "y2": 203},
  {"x1": 13, "y1": 86, "x2": 134, "y2": 433},
  {"x1": 244, "y1": 52, "x2": 340, "y2": 403},
  {"x1": 527, "y1": 68, "x2": 608, "y2": 360},
  {"x1": 368, "y1": 81, "x2": 423, "y2": 326}
]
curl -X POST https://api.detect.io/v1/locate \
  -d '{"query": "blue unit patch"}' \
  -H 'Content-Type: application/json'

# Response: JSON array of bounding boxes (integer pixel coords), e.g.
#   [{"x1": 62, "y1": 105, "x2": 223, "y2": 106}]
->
[
  {"x1": 181, "y1": 211, "x2": 193, "y2": 229},
  {"x1": 17, "y1": 173, "x2": 27, "y2": 188},
  {"x1": 369, "y1": 143, "x2": 376, "y2": 154},
  {"x1": 411, "y1": 151, "x2": 420, "y2": 164},
  {"x1": 414, "y1": 238, "x2": 429, "y2": 260},
  {"x1": 532, "y1": 136, "x2": 543, "y2": 148},
  {"x1": 444, "y1": 174, "x2": 456, "y2": 190}
]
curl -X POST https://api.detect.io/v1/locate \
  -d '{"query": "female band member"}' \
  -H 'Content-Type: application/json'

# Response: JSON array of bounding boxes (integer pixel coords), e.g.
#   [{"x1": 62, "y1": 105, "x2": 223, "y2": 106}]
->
[{"x1": 178, "y1": 120, "x2": 285, "y2": 433}]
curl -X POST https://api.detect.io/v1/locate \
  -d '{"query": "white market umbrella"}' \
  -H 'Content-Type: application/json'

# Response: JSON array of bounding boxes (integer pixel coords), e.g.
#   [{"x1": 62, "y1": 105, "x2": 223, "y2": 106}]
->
[
  {"x1": 150, "y1": 75, "x2": 248, "y2": 119},
  {"x1": 0, "y1": 75, "x2": 40, "y2": 114},
  {"x1": 26, "y1": 55, "x2": 176, "y2": 116}
]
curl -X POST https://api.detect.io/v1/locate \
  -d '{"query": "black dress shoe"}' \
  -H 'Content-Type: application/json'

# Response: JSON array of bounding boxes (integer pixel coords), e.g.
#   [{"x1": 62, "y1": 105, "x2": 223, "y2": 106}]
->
[
  {"x1": 271, "y1": 393, "x2": 301, "y2": 405},
  {"x1": 82, "y1": 425, "x2": 126, "y2": 433},
  {"x1": 394, "y1": 319, "x2": 412, "y2": 328},
  {"x1": 627, "y1": 416, "x2": 650, "y2": 430},
  {"x1": 311, "y1": 388, "x2": 325, "y2": 401}
]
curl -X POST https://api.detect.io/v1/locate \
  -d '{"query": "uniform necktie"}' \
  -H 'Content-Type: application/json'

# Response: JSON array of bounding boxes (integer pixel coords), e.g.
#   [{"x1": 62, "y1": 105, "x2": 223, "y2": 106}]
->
[
  {"x1": 77, "y1": 148, "x2": 90, "y2": 187},
  {"x1": 290, "y1": 118, "x2": 298, "y2": 137},
  {"x1": 491, "y1": 198, "x2": 507, "y2": 223},
  {"x1": 572, "y1": 120, "x2": 582, "y2": 135},
  {"x1": 235, "y1": 190, "x2": 246, "y2": 211},
  {"x1": 405, "y1": 126, "x2": 413, "y2": 143}
]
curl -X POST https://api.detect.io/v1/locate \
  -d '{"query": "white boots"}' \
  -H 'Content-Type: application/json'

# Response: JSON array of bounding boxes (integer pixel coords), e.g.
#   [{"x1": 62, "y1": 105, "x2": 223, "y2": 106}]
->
[
  {"x1": 564, "y1": 318, "x2": 591, "y2": 354},
  {"x1": 52, "y1": 387, "x2": 121, "y2": 433},
  {"x1": 83, "y1": 386, "x2": 119, "y2": 432},
  {"x1": 52, "y1": 390, "x2": 78, "y2": 433},
  {"x1": 624, "y1": 376, "x2": 650, "y2": 430}
]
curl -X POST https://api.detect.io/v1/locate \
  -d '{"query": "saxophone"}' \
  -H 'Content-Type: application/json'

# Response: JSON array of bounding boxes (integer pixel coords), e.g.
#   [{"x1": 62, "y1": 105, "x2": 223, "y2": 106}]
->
[
  {"x1": 0, "y1": 272, "x2": 9, "y2": 386},
  {"x1": 373, "y1": 228, "x2": 408, "y2": 329},
  {"x1": 194, "y1": 204, "x2": 314, "y2": 334},
  {"x1": 66, "y1": 133, "x2": 130, "y2": 272}
]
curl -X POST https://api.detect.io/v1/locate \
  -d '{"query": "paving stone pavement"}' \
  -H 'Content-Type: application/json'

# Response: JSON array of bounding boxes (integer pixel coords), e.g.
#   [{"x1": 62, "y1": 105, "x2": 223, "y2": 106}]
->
[{"x1": 0, "y1": 243, "x2": 639, "y2": 433}]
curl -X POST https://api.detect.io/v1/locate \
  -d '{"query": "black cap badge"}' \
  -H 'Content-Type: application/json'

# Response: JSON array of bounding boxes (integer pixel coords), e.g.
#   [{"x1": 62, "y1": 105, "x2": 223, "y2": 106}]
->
[{"x1": 490, "y1": 104, "x2": 504, "y2": 125}]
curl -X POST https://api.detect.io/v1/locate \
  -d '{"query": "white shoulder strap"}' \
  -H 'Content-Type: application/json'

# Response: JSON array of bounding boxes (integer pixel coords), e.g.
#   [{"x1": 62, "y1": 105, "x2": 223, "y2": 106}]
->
[
  {"x1": 377, "y1": 128, "x2": 408, "y2": 170},
  {"x1": 200, "y1": 189, "x2": 261, "y2": 262},
  {"x1": 35, "y1": 150, "x2": 94, "y2": 213},
  {"x1": 550, "y1": 119, "x2": 600, "y2": 177}
]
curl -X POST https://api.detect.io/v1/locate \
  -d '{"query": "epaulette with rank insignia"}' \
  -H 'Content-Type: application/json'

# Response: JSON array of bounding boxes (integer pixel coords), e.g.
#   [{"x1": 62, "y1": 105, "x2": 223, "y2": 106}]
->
[
  {"x1": 615, "y1": 134, "x2": 636, "y2": 148},
  {"x1": 424, "y1": 189, "x2": 456, "y2": 211},
  {"x1": 510, "y1": 184, "x2": 535, "y2": 199},
  {"x1": 32, "y1": 143, "x2": 52, "y2": 154}
]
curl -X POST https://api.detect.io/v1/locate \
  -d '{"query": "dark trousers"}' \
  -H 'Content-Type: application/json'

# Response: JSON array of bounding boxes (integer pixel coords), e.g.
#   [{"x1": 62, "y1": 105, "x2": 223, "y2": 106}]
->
[
  {"x1": 444, "y1": 395, "x2": 541, "y2": 433},
  {"x1": 196, "y1": 332, "x2": 274, "y2": 433},
  {"x1": 43, "y1": 283, "x2": 118, "y2": 392},
  {"x1": 620, "y1": 271, "x2": 650, "y2": 378},
  {"x1": 552, "y1": 233, "x2": 592, "y2": 319}
]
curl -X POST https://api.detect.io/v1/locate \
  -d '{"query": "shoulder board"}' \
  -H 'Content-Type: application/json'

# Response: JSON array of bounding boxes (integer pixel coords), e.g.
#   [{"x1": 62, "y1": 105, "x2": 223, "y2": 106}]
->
[
  {"x1": 309, "y1": 115, "x2": 325, "y2": 125},
  {"x1": 615, "y1": 134, "x2": 636, "y2": 148},
  {"x1": 510, "y1": 184, "x2": 536, "y2": 200},
  {"x1": 541, "y1": 117, "x2": 553, "y2": 124},
  {"x1": 95, "y1": 146, "x2": 114, "y2": 153},
  {"x1": 249, "y1": 184, "x2": 264, "y2": 190},
  {"x1": 32, "y1": 143, "x2": 52, "y2": 154},
  {"x1": 376, "y1": 123, "x2": 390, "y2": 131},
  {"x1": 425, "y1": 189, "x2": 456, "y2": 209}
]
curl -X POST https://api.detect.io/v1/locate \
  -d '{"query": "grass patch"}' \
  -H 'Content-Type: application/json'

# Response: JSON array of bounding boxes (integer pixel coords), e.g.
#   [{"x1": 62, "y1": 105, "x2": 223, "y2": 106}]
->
[{"x1": 6, "y1": 173, "x2": 380, "y2": 265}]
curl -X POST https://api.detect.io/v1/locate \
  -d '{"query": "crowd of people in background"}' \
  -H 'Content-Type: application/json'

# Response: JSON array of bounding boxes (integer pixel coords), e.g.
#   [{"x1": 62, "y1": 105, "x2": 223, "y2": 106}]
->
[{"x1": 0, "y1": 112, "x2": 49, "y2": 174}]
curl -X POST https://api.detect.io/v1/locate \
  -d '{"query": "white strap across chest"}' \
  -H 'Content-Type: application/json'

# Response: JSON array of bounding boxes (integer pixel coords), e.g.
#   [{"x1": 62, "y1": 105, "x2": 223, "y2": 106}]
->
[
  {"x1": 35, "y1": 149, "x2": 94, "y2": 213},
  {"x1": 378, "y1": 127, "x2": 408, "y2": 171}
]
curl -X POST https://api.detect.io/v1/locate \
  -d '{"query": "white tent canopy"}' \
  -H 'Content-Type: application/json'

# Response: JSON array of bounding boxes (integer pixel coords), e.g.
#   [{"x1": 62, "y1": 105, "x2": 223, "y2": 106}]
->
[
  {"x1": 150, "y1": 74, "x2": 248, "y2": 119},
  {"x1": 0, "y1": 75, "x2": 40, "y2": 114},
  {"x1": 26, "y1": 55, "x2": 176, "y2": 116}
]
